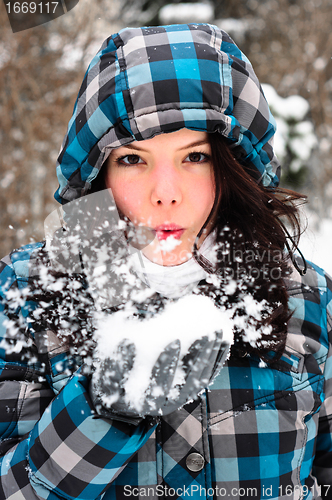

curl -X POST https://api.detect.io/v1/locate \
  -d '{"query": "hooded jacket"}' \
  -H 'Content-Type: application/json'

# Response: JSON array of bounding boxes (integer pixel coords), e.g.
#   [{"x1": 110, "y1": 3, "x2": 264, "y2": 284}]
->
[
  {"x1": 1, "y1": 23, "x2": 332, "y2": 500},
  {"x1": 55, "y1": 23, "x2": 279, "y2": 205}
]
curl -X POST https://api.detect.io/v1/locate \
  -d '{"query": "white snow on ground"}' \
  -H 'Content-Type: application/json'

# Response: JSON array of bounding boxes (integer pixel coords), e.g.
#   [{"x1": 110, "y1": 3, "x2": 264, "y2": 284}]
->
[{"x1": 299, "y1": 208, "x2": 332, "y2": 276}]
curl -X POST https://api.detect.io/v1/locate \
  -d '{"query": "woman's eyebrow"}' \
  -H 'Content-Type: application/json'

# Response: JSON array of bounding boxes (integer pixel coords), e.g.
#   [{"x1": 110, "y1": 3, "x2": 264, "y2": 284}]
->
[
  {"x1": 113, "y1": 139, "x2": 210, "y2": 154},
  {"x1": 178, "y1": 140, "x2": 210, "y2": 151},
  {"x1": 119, "y1": 143, "x2": 147, "y2": 152}
]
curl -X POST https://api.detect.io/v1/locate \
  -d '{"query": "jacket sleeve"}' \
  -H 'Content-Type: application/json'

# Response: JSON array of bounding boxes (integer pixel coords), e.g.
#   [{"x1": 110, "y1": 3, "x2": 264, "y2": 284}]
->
[
  {"x1": 0, "y1": 254, "x2": 156, "y2": 500},
  {"x1": 312, "y1": 272, "x2": 332, "y2": 497}
]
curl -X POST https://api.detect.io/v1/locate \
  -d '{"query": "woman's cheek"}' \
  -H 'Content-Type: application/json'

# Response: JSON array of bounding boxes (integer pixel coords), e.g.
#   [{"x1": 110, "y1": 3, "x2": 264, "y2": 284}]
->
[
  {"x1": 117, "y1": 191, "x2": 145, "y2": 222},
  {"x1": 109, "y1": 180, "x2": 133, "y2": 216}
]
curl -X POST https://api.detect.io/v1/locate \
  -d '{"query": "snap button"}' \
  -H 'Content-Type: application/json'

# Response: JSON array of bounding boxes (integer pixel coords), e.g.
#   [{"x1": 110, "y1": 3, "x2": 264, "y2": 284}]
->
[{"x1": 186, "y1": 453, "x2": 205, "y2": 472}]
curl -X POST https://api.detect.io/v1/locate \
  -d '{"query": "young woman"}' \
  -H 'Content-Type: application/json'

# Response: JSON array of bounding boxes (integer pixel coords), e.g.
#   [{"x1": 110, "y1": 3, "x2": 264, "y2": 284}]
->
[{"x1": 0, "y1": 23, "x2": 332, "y2": 500}]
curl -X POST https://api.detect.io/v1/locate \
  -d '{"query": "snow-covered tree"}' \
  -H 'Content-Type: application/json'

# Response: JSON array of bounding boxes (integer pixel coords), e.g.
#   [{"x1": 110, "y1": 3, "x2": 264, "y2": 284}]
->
[
  {"x1": 0, "y1": 0, "x2": 120, "y2": 257},
  {"x1": 262, "y1": 84, "x2": 317, "y2": 188}
]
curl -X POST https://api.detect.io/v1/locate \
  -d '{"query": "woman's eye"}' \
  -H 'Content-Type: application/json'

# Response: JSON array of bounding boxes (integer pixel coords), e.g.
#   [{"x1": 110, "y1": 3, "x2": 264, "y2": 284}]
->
[
  {"x1": 118, "y1": 154, "x2": 143, "y2": 165},
  {"x1": 186, "y1": 152, "x2": 209, "y2": 163}
]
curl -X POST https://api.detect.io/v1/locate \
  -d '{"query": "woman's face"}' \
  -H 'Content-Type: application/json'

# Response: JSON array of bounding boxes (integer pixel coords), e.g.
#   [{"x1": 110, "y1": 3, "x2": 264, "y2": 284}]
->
[{"x1": 105, "y1": 128, "x2": 215, "y2": 266}]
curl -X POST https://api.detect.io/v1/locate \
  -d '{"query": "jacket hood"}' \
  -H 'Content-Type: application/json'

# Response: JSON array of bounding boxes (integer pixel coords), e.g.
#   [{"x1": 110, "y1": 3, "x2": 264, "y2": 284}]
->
[{"x1": 55, "y1": 23, "x2": 280, "y2": 205}]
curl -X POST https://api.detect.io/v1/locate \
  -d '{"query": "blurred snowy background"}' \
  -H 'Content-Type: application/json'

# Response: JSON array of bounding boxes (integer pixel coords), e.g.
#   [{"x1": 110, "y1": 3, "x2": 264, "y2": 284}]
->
[{"x1": 0, "y1": 0, "x2": 331, "y2": 274}]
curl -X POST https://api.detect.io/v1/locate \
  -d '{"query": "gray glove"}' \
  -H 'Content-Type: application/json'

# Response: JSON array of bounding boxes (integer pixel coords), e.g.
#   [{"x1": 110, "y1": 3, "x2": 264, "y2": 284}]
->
[{"x1": 89, "y1": 332, "x2": 229, "y2": 425}]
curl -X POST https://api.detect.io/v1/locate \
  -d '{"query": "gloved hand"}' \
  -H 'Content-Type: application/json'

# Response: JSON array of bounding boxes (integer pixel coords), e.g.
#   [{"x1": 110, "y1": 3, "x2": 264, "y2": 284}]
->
[{"x1": 89, "y1": 331, "x2": 229, "y2": 425}]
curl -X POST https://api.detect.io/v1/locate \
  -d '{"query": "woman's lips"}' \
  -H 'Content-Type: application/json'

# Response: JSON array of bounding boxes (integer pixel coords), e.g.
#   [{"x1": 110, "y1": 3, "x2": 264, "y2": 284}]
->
[{"x1": 153, "y1": 225, "x2": 185, "y2": 241}]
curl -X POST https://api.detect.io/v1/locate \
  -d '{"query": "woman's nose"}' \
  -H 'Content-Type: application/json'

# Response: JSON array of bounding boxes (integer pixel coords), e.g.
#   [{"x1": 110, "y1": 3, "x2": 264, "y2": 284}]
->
[{"x1": 150, "y1": 163, "x2": 183, "y2": 206}]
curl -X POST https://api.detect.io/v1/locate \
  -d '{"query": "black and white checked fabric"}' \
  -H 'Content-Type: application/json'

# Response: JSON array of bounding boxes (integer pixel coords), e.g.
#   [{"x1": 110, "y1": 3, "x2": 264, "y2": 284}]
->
[{"x1": 0, "y1": 244, "x2": 332, "y2": 499}]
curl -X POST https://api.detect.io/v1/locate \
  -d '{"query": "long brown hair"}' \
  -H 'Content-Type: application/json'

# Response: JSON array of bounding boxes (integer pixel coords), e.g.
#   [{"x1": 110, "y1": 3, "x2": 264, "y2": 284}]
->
[{"x1": 193, "y1": 132, "x2": 306, "y2": 361}]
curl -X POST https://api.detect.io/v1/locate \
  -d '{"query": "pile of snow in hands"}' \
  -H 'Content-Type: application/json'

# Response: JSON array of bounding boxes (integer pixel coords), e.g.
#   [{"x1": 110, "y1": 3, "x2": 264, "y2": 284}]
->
[{"x1": 93, "y1": 292, "x2": 271, "y2": 412}]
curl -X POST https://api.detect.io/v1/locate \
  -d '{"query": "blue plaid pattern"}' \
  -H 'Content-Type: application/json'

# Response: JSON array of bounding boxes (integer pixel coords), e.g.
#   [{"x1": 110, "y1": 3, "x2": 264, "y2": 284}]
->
[
  {"x1": 55, "y1": 24, "x2": 280, "y2": 205},
  {"x1": 0, "y1": 244, "x2": 332, "y2": 499}
]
